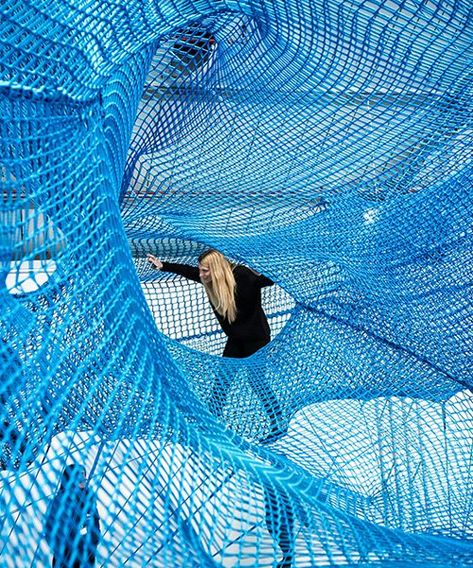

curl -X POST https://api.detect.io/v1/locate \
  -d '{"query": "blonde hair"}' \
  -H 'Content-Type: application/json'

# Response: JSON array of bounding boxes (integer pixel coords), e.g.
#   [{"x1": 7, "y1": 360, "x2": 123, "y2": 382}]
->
[{"x1": 199, "y1": 250, "x2": 237, "y2": 323}]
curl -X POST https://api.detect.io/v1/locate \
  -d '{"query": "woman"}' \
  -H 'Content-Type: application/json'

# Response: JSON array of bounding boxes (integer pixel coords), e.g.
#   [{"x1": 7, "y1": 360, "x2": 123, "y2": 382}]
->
[
  {"x1": 45, "y1": 464, "x2": 101, "y2": 567},
  {"x1": 147, "y1": 249, "x2": 286, "y2": 442}
]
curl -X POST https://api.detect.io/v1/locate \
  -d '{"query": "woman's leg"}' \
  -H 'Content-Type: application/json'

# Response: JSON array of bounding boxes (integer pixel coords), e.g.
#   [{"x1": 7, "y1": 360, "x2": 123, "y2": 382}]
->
[
  {"x1": 222, "y1": 339, "x2": 244, "y2": 358},
  {"x1": 208, "y1": 338, "x2": 242, "y2": 417},
  {"x1": 243, "y1": 341, "x2": 286, "y2": 442},
  {"x1": 263, "y1": 484, "x2": 295, "y2": 567}
]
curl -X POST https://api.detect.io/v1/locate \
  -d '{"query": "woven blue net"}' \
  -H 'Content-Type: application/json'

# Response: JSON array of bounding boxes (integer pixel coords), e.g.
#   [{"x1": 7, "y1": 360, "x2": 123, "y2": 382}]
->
[{"x1": 1, "y1": 0, "x2": 472, "y2": 566}]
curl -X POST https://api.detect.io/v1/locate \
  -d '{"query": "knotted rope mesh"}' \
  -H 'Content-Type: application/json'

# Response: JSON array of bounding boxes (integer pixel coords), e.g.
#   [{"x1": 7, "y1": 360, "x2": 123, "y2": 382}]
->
[{"x1": 1, "y1": 0, "x2": 472, "y2": 566}]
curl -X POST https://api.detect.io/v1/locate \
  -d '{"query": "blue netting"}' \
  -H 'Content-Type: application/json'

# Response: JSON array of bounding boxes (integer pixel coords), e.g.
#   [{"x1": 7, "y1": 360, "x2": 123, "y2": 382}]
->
[{"x1": 1, "y1": 0, "x2": 472, "y2": 566}]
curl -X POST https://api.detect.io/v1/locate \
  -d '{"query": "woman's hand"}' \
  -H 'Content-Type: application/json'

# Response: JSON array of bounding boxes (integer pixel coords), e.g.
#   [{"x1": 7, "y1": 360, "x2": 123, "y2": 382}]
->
[{"x1": 147, "y1": 254, "x2": 163, "y2": 270}]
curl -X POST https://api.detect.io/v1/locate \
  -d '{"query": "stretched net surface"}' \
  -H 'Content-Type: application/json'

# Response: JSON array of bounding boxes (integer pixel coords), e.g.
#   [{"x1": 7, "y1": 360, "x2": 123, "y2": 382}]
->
[{"x1": 1, "y1": 0, "x2": 472, "y2": 566}]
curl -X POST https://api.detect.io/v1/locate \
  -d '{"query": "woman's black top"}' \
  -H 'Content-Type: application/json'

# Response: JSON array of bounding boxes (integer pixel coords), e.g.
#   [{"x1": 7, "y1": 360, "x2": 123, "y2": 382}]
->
[
  {"x1": 161, "y1": 262, "x2": 274, "y2": 342},
  {"x1": 45, "y1": 484, "x2": 100, "y2": 557}
]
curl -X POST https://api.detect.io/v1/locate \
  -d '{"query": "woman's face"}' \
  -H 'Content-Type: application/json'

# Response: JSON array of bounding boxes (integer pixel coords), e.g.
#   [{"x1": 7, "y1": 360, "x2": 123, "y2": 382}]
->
[
  {"x1": 198, "y1": 262, "x2": 212, "y2": 283},
  {"x1": 78, "y1": 468, "x2": 87, "y2": 489}
]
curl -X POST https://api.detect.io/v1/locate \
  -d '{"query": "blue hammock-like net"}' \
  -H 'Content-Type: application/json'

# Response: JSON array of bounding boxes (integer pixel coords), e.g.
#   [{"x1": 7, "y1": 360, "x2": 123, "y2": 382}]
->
[{"x1": 1, "y1": 1, "x2": 472, "y2": 566}]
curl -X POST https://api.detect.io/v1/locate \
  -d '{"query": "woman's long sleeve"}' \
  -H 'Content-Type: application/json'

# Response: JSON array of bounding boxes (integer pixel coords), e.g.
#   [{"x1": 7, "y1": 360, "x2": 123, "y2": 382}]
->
[
  {"x1": 160, "y1": 262, "x2": 201, "y2": 283},
  {"x1": 257, "y1": 274, "x2": 274, "y2": 288},
  {"x1": 237, "y1": 265, "x2": 274, "y2": 288}
]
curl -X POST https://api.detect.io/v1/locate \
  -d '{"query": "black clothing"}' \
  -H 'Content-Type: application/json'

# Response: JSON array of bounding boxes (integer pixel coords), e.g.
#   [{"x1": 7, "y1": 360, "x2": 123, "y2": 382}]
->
[
  {"x1": 160, "y1": 262, "x2": 274, "y2": 343},
  {"x1": 45, "y1": 478, "x2": 100, "y2": 567},
  {"x1": 223, "y1": 338, "x2": 269, "y2": 358}
]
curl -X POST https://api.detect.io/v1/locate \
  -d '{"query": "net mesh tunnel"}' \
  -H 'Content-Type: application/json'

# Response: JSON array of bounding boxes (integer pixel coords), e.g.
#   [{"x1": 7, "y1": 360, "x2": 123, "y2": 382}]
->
[{"x1": 0, "y1": 0, "x2": 472, "y2": 566}]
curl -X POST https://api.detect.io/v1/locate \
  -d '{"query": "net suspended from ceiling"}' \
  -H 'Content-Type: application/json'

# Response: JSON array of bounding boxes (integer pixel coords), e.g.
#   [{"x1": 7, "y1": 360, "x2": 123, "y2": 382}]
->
[{"x1": 1, "y1": 0, "x2": 472, "y2": 566}]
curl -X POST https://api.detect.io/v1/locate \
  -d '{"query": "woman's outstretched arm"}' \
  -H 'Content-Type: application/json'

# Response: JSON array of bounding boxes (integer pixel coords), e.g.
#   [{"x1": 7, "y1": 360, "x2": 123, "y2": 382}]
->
[{"x1": 147, "y1": 254, "x2": 200, "y2": 283}]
